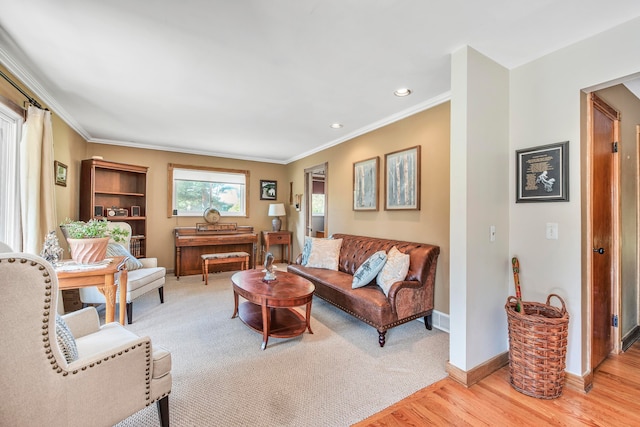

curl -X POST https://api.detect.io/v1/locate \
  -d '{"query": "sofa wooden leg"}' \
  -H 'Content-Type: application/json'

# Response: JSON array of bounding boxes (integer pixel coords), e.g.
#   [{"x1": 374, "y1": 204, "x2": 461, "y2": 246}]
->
[
  {"x1": 126, "y1": 302, "x2": 133, "y2": 325},
  {"x1": 158, "y1": 286, "x2": 164, "y2": 304},
  {"x1": 378, "y1": 330, "x2": 386, "y2": 347},
  {"x1": 424, "y1": 314, "x2": 432, "y2": 330},
  {"x1": 157, "y1": 395, "x2": 169, "y2": 427}
]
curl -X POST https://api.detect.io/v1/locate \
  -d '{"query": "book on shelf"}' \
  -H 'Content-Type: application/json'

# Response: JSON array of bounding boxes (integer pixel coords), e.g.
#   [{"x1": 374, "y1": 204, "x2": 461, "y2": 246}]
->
[{"x1": 130, "y1": 235, "x2": 145, "y2": 258}]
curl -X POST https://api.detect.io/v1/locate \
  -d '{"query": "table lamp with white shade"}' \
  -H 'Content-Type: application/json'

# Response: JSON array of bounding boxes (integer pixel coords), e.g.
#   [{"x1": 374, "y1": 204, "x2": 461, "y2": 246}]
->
[{"x1": 268, "y1": 203, "x2": 286, "y2": 231}]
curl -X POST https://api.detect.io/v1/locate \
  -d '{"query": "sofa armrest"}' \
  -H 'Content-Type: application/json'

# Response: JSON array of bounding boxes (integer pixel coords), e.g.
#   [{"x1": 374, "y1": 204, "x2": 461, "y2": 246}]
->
[
  {"x1": 139, "y1": 257, "x2": 158, "y2": 268},
  {"x1": 387, "y1": 280, "x2": 424, "y2": 314},
  {"x1": 61, "y1": 307, "x2": 100, "y2": 338}
]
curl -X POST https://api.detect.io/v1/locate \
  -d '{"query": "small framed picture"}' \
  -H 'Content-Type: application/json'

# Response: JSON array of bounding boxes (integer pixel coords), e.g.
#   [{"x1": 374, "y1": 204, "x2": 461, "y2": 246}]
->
[
  {"x1": 516, "y1": 141, "x2": 569, "y2": 203},
  {"x1": 260, "y1": 180, "x2": 277, "y2": 200},
  {"x1": 131, "y1": 206, "x2": 141, "y2": 217},
  {"x1": 54, "y1": 161, "x2": 68, "y2": 187}
]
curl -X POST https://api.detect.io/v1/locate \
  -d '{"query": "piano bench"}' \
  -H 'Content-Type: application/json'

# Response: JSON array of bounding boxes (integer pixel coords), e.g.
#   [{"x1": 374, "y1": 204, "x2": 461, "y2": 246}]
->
[{"x1": 201, "y1": 252, "x2": 250, "y2": 285}]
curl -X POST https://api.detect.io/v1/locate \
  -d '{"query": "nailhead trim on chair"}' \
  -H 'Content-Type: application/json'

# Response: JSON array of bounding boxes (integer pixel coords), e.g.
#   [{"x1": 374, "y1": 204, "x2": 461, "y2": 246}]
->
[
  {"x1": 7, "y1": 255, "x2": 174, "y2": 408},
  {"x1": 7, "y1": 256, "x2": 156, "y2": 394}
]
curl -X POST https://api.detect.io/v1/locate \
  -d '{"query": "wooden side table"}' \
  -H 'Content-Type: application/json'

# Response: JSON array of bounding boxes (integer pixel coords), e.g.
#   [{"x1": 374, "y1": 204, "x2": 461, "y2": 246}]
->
[
  {"x1": 261, "y1": 230, "x2": 292, "y2": 264},
  {"x1": 56, "y1": 256, "x2": 128, "y2": 325}
]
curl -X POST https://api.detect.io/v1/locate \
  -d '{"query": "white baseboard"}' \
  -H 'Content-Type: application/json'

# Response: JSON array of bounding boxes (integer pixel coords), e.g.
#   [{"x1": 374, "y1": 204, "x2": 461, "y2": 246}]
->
[{"x1": 418, "y1": 310, "x2": 450, "y2": 333}]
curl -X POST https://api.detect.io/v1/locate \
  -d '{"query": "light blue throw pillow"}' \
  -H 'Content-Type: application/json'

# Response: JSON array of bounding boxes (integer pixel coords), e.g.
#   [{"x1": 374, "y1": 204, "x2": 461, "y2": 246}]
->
[
  {"x1": 301, "y1": 236, "x2": 313, "y2": 266},
  {"x1": 352, "y1": 251, "x2": 387, "y2": 288},
  {"x1": 106, "y1": 243, "x2": 143, "y2": 271}
]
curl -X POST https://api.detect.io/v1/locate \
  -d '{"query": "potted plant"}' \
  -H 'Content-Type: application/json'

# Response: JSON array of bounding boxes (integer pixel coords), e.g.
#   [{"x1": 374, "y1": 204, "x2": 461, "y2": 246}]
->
[{"x1": 60, "y1": 218, "x2": 129, "y2": 264}]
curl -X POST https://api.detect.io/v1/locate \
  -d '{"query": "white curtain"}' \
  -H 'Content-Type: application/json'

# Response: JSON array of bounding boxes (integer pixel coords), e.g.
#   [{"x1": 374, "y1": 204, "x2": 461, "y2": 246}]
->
[{"x1": 19, "y1": 106, "x2": 56, "y2": 254}]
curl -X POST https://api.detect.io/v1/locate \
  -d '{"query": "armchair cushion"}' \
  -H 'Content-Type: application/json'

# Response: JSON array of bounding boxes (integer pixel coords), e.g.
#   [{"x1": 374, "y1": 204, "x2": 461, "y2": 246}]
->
[
  {"x1": 152, "y1": 346, "x2": 172, "y2": 379},
  {"x1": 61, "y1": 307, "x2": 100, "y2": 338},
  {"x1": 55, "y1": 314, "x2": 78, "y2": 363},
  {"x1": 128, "y1": 267, "x2": 165, "y2": 293},
  {"x1": 106, "y1": 242, "x2": 143, "y2": 271}
]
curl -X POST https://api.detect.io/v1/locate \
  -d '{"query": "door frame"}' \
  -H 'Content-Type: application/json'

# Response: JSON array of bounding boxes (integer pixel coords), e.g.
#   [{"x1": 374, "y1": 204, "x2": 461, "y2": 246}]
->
[
  {"x1": 304, "y1": 162, "x2": 328, "y2": 238},
  {"x1": 587, "y1": 92, "x2": 622, "y2": 372}
]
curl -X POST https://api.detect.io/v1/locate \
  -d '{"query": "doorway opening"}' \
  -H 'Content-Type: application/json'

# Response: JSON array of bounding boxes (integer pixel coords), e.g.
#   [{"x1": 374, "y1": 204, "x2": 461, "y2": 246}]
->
[{"x1": 304, "y1": 163, "x2": 328, "y2": 238}]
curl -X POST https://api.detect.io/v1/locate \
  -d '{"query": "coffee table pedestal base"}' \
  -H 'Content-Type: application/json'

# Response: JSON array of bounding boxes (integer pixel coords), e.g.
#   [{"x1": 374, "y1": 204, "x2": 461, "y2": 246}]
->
[{"x1": 237, "y1": 301, "x2": 312, "y2": 350}]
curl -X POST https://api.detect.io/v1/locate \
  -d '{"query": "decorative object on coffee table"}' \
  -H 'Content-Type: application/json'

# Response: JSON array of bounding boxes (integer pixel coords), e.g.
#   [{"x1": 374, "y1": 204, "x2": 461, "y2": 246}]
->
[
  {"x1": 268, "y1": 203, "x2": 286, "y2": 231},
  {"x1": 263, "y1": 252, "x2": 276, "y2": 281}
]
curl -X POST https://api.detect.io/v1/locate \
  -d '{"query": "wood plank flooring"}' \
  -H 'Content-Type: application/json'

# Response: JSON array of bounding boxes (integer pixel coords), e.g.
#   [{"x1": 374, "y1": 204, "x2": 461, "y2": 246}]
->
[{"x1": 353, "y1": 341, "x2": 640, "y2": 426}]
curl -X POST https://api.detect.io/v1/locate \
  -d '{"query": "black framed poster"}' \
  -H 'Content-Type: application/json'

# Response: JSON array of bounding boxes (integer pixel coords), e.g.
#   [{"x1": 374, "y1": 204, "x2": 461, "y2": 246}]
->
[{"x1": 516, "y1": 141, "x2": 569, "y2": 203}]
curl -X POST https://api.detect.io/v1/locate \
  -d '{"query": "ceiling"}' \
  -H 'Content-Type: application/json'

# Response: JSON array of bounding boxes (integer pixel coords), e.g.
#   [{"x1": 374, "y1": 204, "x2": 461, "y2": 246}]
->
[{"x1": 1, "y1": 1, "x2": 640, "y2": 164}]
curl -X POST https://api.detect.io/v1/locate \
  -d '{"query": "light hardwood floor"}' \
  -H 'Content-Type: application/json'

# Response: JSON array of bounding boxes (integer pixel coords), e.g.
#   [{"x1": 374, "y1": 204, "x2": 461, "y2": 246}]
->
[{"x1": 354, "y1": 341, "x2": 640, "y2": 426}]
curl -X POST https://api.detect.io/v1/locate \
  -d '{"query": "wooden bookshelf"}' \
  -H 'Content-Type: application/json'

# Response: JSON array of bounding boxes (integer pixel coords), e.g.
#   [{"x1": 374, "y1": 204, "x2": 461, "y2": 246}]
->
[{"x1": 79, "y1": 159, "x2": 148, "y2": 258}]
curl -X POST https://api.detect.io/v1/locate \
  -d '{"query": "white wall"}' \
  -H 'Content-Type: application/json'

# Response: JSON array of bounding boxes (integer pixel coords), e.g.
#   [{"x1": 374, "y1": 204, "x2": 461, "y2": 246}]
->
[
  {"x1": 509, "y1": 17, "x2": 640, "y2": 375},
  {"x1": 451, "y1": 17, "x2": 640, "y2": 377},
  {"x1": 450, "y1": 46, "x2": 510, "y2": 370}
]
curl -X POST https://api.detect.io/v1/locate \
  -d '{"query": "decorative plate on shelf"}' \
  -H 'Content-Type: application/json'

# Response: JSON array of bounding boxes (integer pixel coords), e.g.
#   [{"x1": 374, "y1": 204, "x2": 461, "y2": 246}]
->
[{"x1": 203, "y1": 208, "x2": 221, "y2": 224}]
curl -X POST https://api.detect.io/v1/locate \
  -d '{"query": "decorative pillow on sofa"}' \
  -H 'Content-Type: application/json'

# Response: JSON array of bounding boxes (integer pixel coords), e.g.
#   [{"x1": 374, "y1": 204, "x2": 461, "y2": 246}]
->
[
  {"x1": 306, "y1": 238, "x2": 343, "y2": 271},
  {"x1": 301, "y1": 236, "x2": 313, "y2": 266},
  {"x1": 376, "y1": 246, "x2": 410, "y2": 296},
  {"x1": 106, "y1": 243, "x2": 143, "y2": 271},
  {"x1": 352, "y1": 251, "x2": 387, "y2": 288},
  {"x1": 55, "y1": 314, "x2": 78, "y2": 363}
]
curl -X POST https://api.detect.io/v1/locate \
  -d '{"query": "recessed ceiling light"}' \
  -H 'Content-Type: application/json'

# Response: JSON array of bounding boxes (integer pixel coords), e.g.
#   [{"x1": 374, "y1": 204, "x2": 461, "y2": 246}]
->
[
  {"x1": 330, "y1": 123, "x2": 343, "y2": 129},
  {"x1": 394, "y1": 88, "x2": 412, "y2": 97}
]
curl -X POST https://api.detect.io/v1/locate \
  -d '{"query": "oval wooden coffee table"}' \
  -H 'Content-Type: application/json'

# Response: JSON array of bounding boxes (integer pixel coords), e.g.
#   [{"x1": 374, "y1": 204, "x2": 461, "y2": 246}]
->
[{"x1": 231, "y1": 269, "x2": 315, "y2": 350}]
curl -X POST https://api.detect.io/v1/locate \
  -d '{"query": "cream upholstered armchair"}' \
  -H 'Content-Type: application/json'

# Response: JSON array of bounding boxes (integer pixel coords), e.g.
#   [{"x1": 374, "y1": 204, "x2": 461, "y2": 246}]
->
[
  {"x1": 0, "y1": 252, "x2": 171, "y2": 427},
  {"x1": 78, "y1": 222, "x2": 165, "y2": 324}
]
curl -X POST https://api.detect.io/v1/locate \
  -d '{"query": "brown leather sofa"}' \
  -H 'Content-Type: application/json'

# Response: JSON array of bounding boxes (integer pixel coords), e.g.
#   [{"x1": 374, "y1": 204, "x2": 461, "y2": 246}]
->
[{"x1": 287, "y1": 233, "x2": 440, "y2": 347}]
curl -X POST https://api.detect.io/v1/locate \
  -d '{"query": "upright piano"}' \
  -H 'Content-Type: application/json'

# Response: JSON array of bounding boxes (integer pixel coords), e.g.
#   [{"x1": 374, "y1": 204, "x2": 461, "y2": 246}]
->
[{"x1": 174, "y1": 226, "x2": 258, "y2": 279}]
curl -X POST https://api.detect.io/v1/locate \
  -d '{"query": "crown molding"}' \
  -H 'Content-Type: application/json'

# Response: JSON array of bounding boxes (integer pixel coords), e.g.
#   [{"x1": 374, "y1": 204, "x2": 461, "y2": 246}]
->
[
  {"x1": 285, "y1": 91, "x2": 451, "y2": 164},
  {"x1": 88, "y1": 138, "x2": 288, "y2": 165},
  {"x1": 0, "y1": 45, "x2": 91, "y2": 141}
]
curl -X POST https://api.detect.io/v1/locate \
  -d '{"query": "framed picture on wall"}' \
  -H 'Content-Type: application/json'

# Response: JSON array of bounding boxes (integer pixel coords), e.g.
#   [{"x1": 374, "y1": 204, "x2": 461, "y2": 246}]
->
[
  {"x1": 260, "y1": 180, "x2": 277, "y2": 200},
  {"x1": 516, "y1": 141, "x2": 569, "y2": 203},
  {"x1": 54, "y1": 161, "x2": 68, "y2": 187},
  {"x1": 384, "y1": 146, "x2": 421, "y2": 210},
  {"x1": 353, "y1": 156, "x2": 379, "y2": 211}
]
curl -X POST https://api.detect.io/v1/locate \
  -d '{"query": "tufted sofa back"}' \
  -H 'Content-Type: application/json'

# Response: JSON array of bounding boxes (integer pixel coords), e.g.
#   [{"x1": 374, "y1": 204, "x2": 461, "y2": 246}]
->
[{"x1": 331, "y1": 233, "x2": 440, "y2": 285}]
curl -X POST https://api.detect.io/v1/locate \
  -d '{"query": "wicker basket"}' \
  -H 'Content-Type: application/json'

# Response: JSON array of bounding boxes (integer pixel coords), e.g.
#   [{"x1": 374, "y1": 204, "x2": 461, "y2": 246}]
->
[{"x1": 505, "y1": 293, "x2": 569, "y2": 399}]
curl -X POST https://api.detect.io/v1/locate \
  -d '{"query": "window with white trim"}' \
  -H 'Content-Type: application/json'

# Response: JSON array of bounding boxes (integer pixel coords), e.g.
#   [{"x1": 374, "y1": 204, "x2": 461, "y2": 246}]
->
[
  {"x1": 0, "y1": 101, "x2": 23, "y2": 249},
  {"x1": 168, "y1": 164, "x2": 248, "y2": 217}
]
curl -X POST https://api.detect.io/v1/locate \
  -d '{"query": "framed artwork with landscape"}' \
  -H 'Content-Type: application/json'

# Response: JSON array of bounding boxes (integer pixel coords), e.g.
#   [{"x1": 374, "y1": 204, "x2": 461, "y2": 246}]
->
[
  {"x1": 260, "y1": 180, "x2": 277, "y2": 200},
  {"x1": 385, "y1": 146, "x2": 420, "y2": 210},
  {"x1": 353, "y1": 156, "x2": 379, "y2": 211},
  {"x1": 516, "y1": 141, "x2": 569, "y2": 203},
  {"x1": 54, "y1": 160, "x2": 68, "y2": 187}
]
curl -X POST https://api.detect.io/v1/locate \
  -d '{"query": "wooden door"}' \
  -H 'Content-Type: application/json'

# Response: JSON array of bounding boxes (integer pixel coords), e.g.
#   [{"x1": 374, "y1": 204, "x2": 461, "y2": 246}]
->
[{"x1": 590, "y1": 93, "x2": 620, "y2": 370}]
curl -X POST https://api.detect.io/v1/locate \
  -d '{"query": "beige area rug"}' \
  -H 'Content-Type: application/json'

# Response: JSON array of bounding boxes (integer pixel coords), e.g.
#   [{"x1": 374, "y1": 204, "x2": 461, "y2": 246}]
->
[{"x1": 114, "y1": 267, "x2": 449, "y2": 427}]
